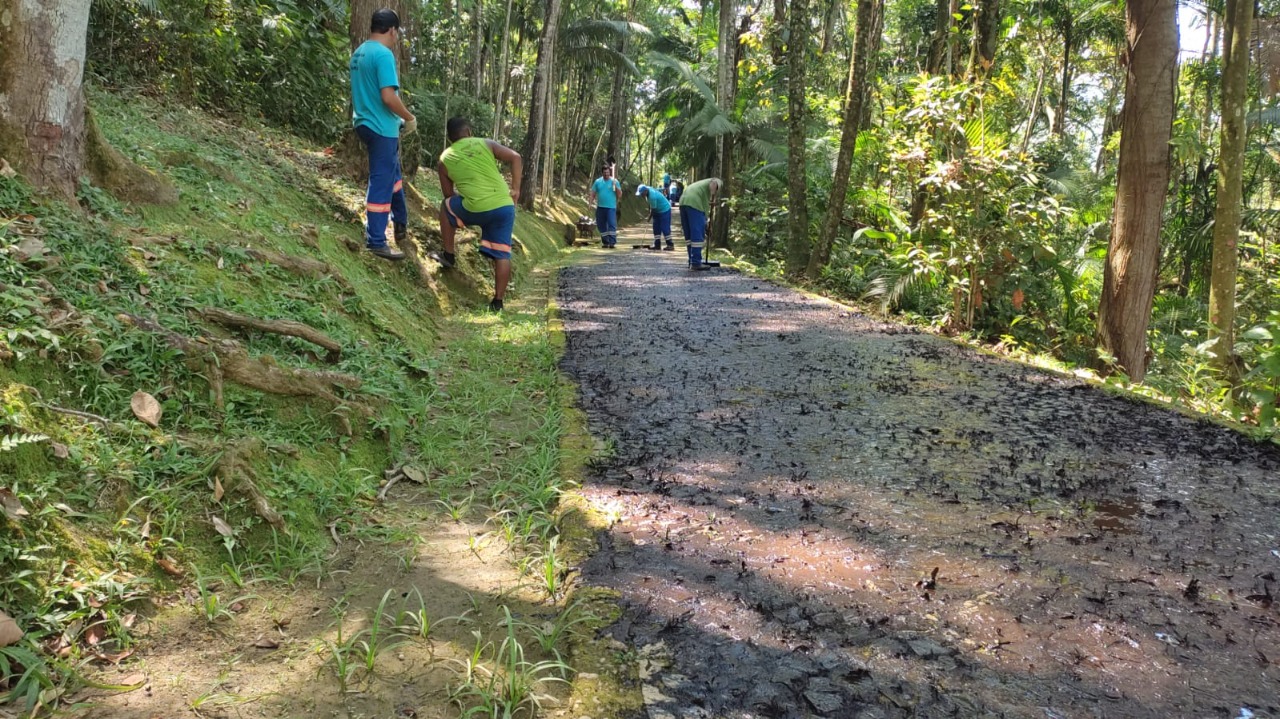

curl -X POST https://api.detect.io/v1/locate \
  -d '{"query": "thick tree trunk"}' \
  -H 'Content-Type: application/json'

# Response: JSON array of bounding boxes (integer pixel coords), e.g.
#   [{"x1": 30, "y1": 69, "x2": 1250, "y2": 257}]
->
[
  {"x1": 967, "y1": 0, "x2": 1001, "y2": 81},
  {"x1": 1208, "y1": 0, "x2": 1254, "y2": 378},
  {"x1": 0, "y1": 0, "x2": 92, "y2": 197},
  {"x1": 807, "y1": 0, "x2": 879, "y2": 278},
  {"x1": 518, "y1": 0, "x2": 563, "y2": 211},
  {"x1": 784, "y1": 0, "x2": 812, "y2": 276},
  {"x1": 926, "y1": 0, "x2": 953, "y2": 74},
  {"x1": 341, "y1": 0, "x2": 409, "y2": 178},
  {"x1": 1096, "y1": 0, "x2": 1178, "y2": 382}
]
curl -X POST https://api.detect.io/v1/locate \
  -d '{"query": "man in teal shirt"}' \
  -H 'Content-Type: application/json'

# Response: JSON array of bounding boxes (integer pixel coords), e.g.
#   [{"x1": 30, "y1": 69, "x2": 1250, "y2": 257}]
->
[
  {"x1": 350, "y1": 8, "x2": 416, "y2": 261},
  {"x1": 588, "y1": 165, "x2": 621, "y2": 248},
  {"x1": 637, "y1": 185, "x2": 674, "y2": 251}
]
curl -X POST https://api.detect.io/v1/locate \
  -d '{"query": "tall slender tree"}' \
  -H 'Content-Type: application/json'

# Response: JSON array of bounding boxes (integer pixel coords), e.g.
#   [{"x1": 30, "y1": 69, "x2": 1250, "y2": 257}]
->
[
  {"x1": 783, "y1": 0, "x2": 812, "y2": 276},
  {"x1": 710, "y1": 0, "x2": 739, "y2": 252},
  {"x1": 1208, "y1": 0, "x2": 1254, "y2": 378},
  {"x1": 807, "y1": 0, "x2": 881, "y2": 278},
  {"x1": 0, "y1": 0, "x2": 93, "y2": 196},
  {"x1": 518, "y1": 0, "x2": 563, "y2": 210},
  {"x1": 1096, "y1": 0, "x2": 1178, "y2": 381}
]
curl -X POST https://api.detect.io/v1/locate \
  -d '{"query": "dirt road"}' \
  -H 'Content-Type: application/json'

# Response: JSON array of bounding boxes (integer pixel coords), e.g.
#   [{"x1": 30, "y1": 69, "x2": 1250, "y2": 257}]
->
[{"x1": 558, "y1": 226, "x2": 1280, "y2": 718}]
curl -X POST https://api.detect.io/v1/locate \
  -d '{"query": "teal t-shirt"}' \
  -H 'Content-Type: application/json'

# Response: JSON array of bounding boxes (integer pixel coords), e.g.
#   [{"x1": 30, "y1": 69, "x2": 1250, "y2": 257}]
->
[
  {"x1": 350, "y1": 41, "x2": 402, "y2": 138},
  {"x1": 647, "y1": 191, "x2": 672, "y2": 214},
  {"x1": 591, "y1": 177, "x2": 621, "y2": 209}
]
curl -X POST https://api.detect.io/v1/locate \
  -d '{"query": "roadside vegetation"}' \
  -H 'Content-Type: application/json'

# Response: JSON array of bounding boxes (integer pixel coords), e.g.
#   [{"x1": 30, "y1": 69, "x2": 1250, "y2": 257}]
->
[{"x1": 0, "y1": 91, "x2": 609, "y2": 717}]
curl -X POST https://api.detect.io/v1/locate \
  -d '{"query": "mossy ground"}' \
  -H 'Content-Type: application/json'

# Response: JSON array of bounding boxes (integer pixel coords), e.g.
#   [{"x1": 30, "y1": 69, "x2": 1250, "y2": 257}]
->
[{"x1": 0, "y1": 89, "x2": 613, "y2": 717}]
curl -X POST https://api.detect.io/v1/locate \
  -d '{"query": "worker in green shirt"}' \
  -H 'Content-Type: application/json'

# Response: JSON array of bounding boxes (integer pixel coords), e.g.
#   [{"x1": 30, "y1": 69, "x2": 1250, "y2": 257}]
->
[
  {"x1": 436, "y1": 117, "x2": 522, "y2": 312},
  {"x1": 679, "y1": 178, "x2": 721, "y2": 271}
]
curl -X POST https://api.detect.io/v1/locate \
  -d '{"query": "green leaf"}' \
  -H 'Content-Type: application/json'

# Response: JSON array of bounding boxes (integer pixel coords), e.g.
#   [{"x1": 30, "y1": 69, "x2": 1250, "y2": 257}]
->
[{"x1": 1242, "y1": 326, "x2": 1274, "y2": 342}]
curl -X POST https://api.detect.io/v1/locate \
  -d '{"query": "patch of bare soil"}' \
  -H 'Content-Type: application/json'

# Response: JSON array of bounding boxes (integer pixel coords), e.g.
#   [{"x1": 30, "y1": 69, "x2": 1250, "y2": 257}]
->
[
  {"x1": 70, "y1": 499, "x2": 563, "y2": 719},
  {"x1": 559, "y1": 227, "x2": 1280, "y2": 719}
]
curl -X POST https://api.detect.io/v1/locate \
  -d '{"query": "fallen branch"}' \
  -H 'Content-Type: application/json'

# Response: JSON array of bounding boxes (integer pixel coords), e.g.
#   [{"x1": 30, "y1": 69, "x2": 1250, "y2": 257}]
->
[
  {"x1": 244, "y1": 247, "x2": 333, "y2": 278},
  {"x1": 215, "y1": 439, "x2": 285, "y2": 531},
  {"x1": 198, "y1": 307, "x2": 342, "y2": 363},
  {"x1": 119, "y1": 314, "x2": 369, "y2": 417},
  {"x1": 38, "y1": 404, "x2": 114, "y2": 427}
]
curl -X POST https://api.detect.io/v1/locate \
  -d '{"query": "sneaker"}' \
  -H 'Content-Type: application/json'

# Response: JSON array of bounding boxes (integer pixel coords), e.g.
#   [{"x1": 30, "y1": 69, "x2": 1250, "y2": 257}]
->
[
  {"x1": 369, "y1": 245, "x2": 405, "y2": 261},
  {"x1": 488, "y1": 298, "x2": 504, "y2": 312},
  {"x1": 394, "y1": 222, "x2": 407, "y2": 243},
  {"x1": 434, "y1": 250, "x2": 456, "y2": 269}
]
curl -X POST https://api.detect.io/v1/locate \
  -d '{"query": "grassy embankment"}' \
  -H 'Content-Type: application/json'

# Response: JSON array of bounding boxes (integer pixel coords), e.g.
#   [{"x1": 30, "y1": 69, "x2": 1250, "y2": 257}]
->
[{"x1": 0, "y1": 90, "x2": 635, "y2": 717}]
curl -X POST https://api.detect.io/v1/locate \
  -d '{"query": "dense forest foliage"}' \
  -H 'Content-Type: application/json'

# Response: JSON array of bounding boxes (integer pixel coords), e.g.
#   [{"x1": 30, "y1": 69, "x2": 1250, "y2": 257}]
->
[{"x1": 68, "y1": 0, "x2": 1280, "y2": 432}]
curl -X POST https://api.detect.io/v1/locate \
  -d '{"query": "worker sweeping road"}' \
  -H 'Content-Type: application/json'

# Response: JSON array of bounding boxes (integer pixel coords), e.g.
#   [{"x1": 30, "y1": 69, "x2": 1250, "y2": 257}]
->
[
  {"x1": 589, "y1": 165, "x2": 622, "y2": 248},
  {"x1": 678, "y1": 177, "x2": 721, "y2": 271},
  {"x1": 637, "y1": 184, "x2": 675, "y2": 251}
]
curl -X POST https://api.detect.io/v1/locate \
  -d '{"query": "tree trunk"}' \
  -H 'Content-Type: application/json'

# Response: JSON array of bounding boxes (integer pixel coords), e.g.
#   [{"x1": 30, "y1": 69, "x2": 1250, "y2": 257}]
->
[
  {"x1": 606, "y1": 0, "x2": 639, "y2": 164},
  {"x1": 493, "y1": 0, "x2": 515, "y2": 140},
  {"x1": 926, "y1": 0, "x2": 953, "y2": 74},
  {"x1": 0, "y1": 0, "x2": 92, "y2": 197},
  {"x1": 341, "y1": 0, "x2": 409, "y2": 178},
  {"x1": 710, "y1": 0, "x2": 738, "y2": 253},
  {"x1": 471, "y1": 0, "x2": 485, "y2": 96},
  {"x1": 518, "y1": 0, "x2": 563, "y2": 211},
  {"x1": 967, "y1": 0, "x2": 1001, "y2": 81},
  {"x1": 1208, "y1": 0, "x2": 1253, "y2": 378},
  {"x1": 1096, "y1": 0, "x2": 1178, "y2": 382},
  {"x1": 1052, "y1": 29, "x2": 1072, "y2": 136},
  {"x1": 807, "y1": 0, "x2": 879, "y2": 278},
  {"x1": 784, "y1": 0, "x2": 812, "y2": 276}
]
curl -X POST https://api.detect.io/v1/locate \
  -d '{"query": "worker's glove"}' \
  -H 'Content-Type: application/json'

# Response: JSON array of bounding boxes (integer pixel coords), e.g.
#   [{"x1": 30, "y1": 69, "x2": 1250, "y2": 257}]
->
[{"x1": 402, "y1": 117, "x2": 418, "y2": 136}]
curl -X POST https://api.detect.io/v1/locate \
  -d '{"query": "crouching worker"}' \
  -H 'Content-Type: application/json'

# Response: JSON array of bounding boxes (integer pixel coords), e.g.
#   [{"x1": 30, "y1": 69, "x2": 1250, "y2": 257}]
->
[
  {"x1": 678, "y1": 177, "x2": 721, "y2": 270},
  {"x1": 436, "y1": 117, "x2": 522, "y2": 312},
  {"x1": 637, "y1": 185, "x2": 674, "y2": 251}
]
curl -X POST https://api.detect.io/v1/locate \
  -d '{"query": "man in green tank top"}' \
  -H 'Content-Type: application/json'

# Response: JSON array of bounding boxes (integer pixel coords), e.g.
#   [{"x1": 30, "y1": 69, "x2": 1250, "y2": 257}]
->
[{"x1": 436, "y1": 117, "x2": 522, "y2": 312}]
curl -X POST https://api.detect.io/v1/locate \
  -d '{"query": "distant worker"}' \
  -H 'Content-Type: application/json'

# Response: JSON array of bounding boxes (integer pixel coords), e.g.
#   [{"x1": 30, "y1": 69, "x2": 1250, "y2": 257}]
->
[
  {"x1": 669, "y1": 179, "x2": 684, "y2": 205},
  {"x1": 589, "y1": 164, "x2": 621, "y2": 249},
  {"x1": 637, "y1": 185, "x2": 674, "y2": 251},
  {"x1": 350, "y1": 8, "x2": 416, "y2": 261},
  {"x1": 436, "y1": 117, "x2": 522, "y2": 312},
  {"x1": 661, "y1": 171, "x2": 672, "y2": 198},
  {"x1": 679, "y1": 177, "x2": 721, "y2": 271}
]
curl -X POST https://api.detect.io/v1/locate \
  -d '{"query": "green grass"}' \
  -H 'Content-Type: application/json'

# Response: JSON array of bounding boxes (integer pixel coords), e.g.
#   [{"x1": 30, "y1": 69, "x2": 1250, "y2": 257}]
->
[{"x1": 0, "y1": 88, "x2": 579, "y2": 715}]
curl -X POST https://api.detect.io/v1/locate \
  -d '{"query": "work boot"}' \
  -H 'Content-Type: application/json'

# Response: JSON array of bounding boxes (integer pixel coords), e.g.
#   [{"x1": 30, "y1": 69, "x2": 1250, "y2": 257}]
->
[
  {"x1": 394, "y1": 222, "x2": 408, "y2": 243},
  {"x1": 664, "y1": 241, "x2": 675, "y2": 251},
  {"x1": 488, "y1": 297, "x2": 504, "y2": 313},
  {"x1": 369, "y1": 245, "x2": 405, "y2": 261},
  {"x1": 651, "y1": 241, "x2": 662, "y2": 250}
]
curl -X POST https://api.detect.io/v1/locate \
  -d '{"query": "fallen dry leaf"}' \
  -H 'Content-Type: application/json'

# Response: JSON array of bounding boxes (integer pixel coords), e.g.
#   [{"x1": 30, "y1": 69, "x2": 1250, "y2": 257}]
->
[
  {"x1": 251, "y1": 636, "x2": 280, "y2": 649},
  {"x1": 118, "y1": 672, "x2": 147, "y2": 688},
  {"x1": 93, "y1": 648, "x2": 135, "y2": 664},
  {"x1": 211, "y1": 515, "x2": 233, "y2": 537},
  {"x1": 155, "y1": 557, "x2": 184, "y2": 578},
  {"x1": 130, "y1": 391, "x2": 162, "y2": 428},
  {"x1": 213, "y1": 475, "x2": 224, "y2": 502},
  {"x1": 51, "y1": 442, "x2": 69, "y2": 459},
  {"x1": 0, "y1": 612, "x2": 23, "y2": 647},
  {"x1": 0, "y1": 488, "x2": 29, "y2": 522},
  {"x1": 401, "y1": 465, "x2": 427, "y2": 484},
  {"x1": 0, "y1": 158, "x2": 15, "y2": 178}
]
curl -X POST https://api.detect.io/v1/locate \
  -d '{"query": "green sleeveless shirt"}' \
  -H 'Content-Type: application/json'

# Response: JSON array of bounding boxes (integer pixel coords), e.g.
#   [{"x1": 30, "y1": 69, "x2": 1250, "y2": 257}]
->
[{"x1": 440, "y1": 137, "x2": 514, "y2": 213}]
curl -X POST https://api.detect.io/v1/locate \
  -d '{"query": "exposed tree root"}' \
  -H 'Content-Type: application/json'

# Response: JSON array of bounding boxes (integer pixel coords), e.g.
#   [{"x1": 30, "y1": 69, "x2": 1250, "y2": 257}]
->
[
  {"x1": 215, "y1": 439, "x2": 285, "y2": 531},
  {"x1": 119, "y1": 314, "x2": 369, "y2": 418},
  {"x1": 197, "y1": 307, "x2": 342, "y2": 363},
  {"x1": 244, "y1": 247, "x2": 351, "y2": 290}
]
